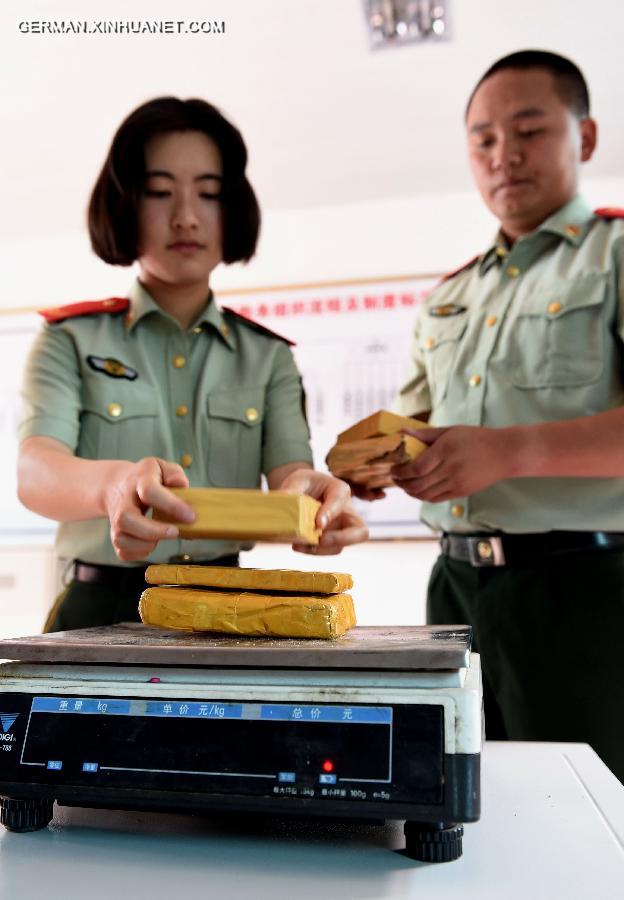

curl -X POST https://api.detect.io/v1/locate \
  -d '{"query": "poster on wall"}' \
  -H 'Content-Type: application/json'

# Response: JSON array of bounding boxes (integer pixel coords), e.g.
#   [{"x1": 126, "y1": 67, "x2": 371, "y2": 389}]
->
[
  {"x1": 0, "y1": 274, "x2": 437, "y2": 540},
  {"x1": 224, "y1": 274, "x2": 437, "y2": 538}
]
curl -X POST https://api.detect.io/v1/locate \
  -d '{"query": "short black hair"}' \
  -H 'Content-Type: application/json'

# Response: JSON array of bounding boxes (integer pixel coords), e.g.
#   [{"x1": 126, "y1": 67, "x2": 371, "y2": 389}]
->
[
  {"x1": 466, "y1": 50, "x2": 590, "y2": 119},
  {"x1": 88, "y1": 96, "x2": 261, "y2": 266}
]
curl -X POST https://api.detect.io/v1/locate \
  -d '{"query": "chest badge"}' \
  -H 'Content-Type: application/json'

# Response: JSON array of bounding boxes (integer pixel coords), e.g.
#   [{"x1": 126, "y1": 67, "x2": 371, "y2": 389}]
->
[
  {"x1": 87, "y1": 356, "x2": 138, "y2": 381},
  {"x1": 428, "y1": 303, "x2": 467, "y2": 317}
]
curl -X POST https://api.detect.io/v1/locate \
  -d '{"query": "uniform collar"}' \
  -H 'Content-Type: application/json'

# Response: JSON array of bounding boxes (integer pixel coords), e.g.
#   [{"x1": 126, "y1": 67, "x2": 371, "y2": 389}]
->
[
  {"x1": 125, "y1": 279, "x2": 235, "y2": 348},
  {"x1": 478, "y1": 195, "x2": 594, "y2": 276}
]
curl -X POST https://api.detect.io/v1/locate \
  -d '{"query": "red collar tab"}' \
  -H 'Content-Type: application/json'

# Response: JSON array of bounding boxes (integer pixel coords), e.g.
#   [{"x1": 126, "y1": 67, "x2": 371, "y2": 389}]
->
[
  {"x1": 594, "y1": 207, "x2": 624, "y2": 220},
  {"x1": 440, "y1": 254, "x2": 481, "y2": 283},
  {"x1": 221, "y1": 307, "x2": 296, "y2": 346},
  {"x1": 38, "y1": 297, "x2": 130, "y2": 324}
]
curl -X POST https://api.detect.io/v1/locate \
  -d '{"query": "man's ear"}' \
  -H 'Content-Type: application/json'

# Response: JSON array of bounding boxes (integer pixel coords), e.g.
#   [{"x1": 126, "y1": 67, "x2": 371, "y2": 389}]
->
[{"x1": 580, "y1": 117, "x2": 598, "y2": 163}]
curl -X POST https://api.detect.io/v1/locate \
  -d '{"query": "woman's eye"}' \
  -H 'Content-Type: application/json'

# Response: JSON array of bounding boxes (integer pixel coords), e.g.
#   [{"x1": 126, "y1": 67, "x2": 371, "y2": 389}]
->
[
  {"x1": 200, "y1": 192, "x2": 221, "y2": 201},
  {"x1": 143, "y1": 189, "x2": 170, "y2": 198}
]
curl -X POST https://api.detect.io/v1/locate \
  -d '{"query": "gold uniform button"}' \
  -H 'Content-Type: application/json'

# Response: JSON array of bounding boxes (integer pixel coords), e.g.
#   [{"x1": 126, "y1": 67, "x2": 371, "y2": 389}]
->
[
  {"x1": 193, "y1": 326, "x2": 203, "y2": 335},
  {"x1": 173, "y1": 355, "x2": 186, "y2": 369},
  {"x1": 176, "y1": 404, "x2": 189, "y2": 417},
  {"x1": 245, "y1": 407, "x2": 259, "y2": 423},
  {"x1": 182, "y1": 554, "x2": 191, "y2": 562},
  {"x1": 424, "y1": 337, "x2": 436, "y2": 350},
  {"x1": 506, "y1": 265, "x2": 520, "y2": 278},
  {"x1": 565, "y1": 224, "x2": 580, "y2": 237},
  {"x1": 107, "y1": 402, "x2": 122, "y2": 418},
  {"x1": 495, "y1": 246, "x2": 507, "y2": 258},
  {"x1": 180, "y1": 454, "x2": 193, "y2": 468},
  {"x1": 548, "y1": 301, "x2": 563, "y2": 315},
  {"x1": 451, "y1": 504, "x2": 465, "y2": 518},
  {"x1": 221, "y1": 324, "x2": 230, "y2": 337},
  {"x1": 469, "y1": 374, "x2": 482, "y2": 387},
  {"x1": 486, "y1": 315, "x2": 498, "y2": 327}
]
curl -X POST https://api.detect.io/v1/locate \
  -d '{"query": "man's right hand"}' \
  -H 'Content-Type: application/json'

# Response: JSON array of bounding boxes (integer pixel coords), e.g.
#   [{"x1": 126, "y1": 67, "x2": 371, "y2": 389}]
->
[{"x1": 103, "y1": 457, "x2": 196, "y2": 561}]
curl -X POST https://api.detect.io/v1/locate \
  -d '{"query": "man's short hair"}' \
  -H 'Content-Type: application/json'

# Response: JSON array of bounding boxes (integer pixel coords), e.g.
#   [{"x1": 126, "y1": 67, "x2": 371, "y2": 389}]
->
[
  {"x1": 466, "y1": 50, "x2": 590, "y2": 119},
  {"x1": 88, "y1": 96, "x2": 260, "y2": 266}
]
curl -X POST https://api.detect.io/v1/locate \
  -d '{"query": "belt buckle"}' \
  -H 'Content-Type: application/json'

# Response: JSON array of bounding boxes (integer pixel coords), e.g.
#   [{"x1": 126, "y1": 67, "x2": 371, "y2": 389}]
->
[{"x1": 467, "y1": 536, "x2": 506, "y2": 567}]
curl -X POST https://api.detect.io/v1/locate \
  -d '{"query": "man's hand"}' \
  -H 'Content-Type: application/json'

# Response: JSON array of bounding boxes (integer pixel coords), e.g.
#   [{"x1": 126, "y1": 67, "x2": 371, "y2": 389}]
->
[
  {"x1": 391, "y1": 425, "x2": 513, "y2": 501},
  {"x1": 103, "y1": 457, "x2": 196, "y2": 561},
  {"x1": 345, "y1": 481, "x2": 387, "y2": 502},
  {"x1": 278, "y1": 468, "x2": 369, "y2": 554}
]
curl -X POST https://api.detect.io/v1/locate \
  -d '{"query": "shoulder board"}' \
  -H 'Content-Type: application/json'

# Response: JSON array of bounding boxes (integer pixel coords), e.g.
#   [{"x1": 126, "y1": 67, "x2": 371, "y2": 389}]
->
[
  {"x1": 221, "y1": 307, "x2": 296, "y2": 346},
  {"x1": 38, "y1": 297, "x2": 129, "y2": 324},
  {"x1": 439, "y1": 254, "x2": 481, "y2": 283},
  {"x1": 594, "y1": 207, "x2": 624, "y2": 220}
]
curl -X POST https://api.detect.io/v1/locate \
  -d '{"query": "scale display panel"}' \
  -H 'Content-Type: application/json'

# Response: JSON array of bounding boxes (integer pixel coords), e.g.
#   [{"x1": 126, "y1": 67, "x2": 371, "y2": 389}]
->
[{"x1": 1, "y1": 693, "x2": 445, "y2": 805}]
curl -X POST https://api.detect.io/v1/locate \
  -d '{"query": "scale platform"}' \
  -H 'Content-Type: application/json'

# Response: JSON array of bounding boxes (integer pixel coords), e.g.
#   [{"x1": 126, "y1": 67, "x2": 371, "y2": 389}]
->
[{"x1": 0, "y1": 624, "x2": 482, "y2": 863}]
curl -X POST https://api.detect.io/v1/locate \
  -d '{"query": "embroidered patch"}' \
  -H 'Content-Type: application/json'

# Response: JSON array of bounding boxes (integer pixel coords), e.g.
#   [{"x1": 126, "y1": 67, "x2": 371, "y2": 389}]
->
[
  {"x1": 87, "y1": 356, "x2": 138, "y2": 381},
  {"x1": 428, "y1": 304, "x2": 467, "y2": 317}
]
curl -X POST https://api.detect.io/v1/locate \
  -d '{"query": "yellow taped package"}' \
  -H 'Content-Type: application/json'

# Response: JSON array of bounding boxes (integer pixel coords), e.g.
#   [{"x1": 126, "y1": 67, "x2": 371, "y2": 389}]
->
[
  {"x1": 154, "y1": 488, "x2": 321, "y2": 544},
  {"x1": 146, "y1": 565, "x2": 353, "y2": 595},
  {"x1": 326, "y1": 433, "x2": 427, "y2": 488},
  {"x1": 139, "y1": 587, "x2": 356, "y2": 639},
  {"x1": 337, "y1": 409, "x2": 431, "y2": 444}
]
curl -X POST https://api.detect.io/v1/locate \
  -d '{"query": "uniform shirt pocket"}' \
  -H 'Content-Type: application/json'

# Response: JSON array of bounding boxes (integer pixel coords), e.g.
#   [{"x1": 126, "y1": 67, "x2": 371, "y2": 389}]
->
[
  {"x1": 420, "y1": 315, "x2": 468, "y2": 406},
  {"x1": 510, "y1": 273, "x2": 607, "y2": 389},
  {"x1": 207, "y1": 388, "x2": 266, "y2": 487},
  {"x1": 79, "y1": 380, "x2": 159, "y2": 460}
]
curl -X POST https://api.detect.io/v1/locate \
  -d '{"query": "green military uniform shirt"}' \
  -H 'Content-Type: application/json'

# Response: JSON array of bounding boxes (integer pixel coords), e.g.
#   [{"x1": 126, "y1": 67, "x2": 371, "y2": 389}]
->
[
  {"x1": 19, "y1": 280, "x2": 313, "y2": 565},
  {"x1": 395, "y1": 195, "x2": 624, "y2": 534}
]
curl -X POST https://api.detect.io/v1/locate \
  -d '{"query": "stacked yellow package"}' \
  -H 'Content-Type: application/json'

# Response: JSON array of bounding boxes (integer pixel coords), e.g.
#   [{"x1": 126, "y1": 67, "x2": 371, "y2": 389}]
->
[
  {"x1": 325, "y1": 409, "x2": 430, "y2": 489},
  {"x1": 140, "y1": 565, "x2": 356, "y2": 640}
]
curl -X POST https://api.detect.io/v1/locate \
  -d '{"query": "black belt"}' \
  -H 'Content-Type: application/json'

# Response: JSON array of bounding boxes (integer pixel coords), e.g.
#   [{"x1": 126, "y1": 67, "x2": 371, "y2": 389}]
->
[
  {"x1": 73, "y1": 555, "x2": 240, "y2": 588},
  {"x1": 440, "y1": 531, "x2": 624, "y2": 567}
]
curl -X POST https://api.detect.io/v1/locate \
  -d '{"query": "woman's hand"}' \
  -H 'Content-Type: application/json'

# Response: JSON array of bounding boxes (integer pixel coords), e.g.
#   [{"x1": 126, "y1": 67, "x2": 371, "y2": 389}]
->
[
  {"x1": 276, "y1": 468, "x2": 369, "y2": 555},
  {"x1": 103, "y1": 457, "x2": 196, "y2": 561}
]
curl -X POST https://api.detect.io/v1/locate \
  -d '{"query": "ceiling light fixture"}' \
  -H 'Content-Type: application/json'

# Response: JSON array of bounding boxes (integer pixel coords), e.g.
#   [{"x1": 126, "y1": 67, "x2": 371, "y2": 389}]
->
[{"x1": 363, "y1": 0, "x2": 449, "y2": 49}]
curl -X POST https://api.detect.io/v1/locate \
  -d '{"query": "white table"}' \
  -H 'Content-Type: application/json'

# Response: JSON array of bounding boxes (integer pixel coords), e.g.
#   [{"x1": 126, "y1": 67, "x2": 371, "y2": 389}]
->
[{"x1": 0, "y1": 742, "x2": 622, "y2": 900}]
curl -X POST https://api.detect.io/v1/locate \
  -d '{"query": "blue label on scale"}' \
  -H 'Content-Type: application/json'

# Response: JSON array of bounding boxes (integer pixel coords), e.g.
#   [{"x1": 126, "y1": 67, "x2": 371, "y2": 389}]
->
[
  {"x1": 260, "y1": 705, "x2": 392, "y2": 724},
  {"x1": 144, "y1": 702, "x2": 242, "y2": 720},
  {"x1": 32, "y1": 697, "x2": 131, "y2": 715}
]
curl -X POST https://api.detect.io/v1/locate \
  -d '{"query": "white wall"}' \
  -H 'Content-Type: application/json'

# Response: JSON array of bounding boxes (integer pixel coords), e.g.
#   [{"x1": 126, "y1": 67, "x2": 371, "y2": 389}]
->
[{"x1": 3, "y1": 174, "x2": 624, "y2": 310}]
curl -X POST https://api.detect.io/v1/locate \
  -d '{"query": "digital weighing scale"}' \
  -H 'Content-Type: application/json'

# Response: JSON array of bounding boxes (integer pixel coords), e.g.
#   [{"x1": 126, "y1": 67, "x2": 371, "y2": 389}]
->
[{"x1": 0, "y1": 624, "x2": 481, "y2": 863}]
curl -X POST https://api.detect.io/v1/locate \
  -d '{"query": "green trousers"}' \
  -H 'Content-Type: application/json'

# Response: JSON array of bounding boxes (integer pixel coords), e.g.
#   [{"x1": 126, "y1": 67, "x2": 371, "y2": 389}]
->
[
  {"x1": 46, "y1": 578, "x2": 147, "y2": 632},
  {"x1": 427, "y1": 547, "x2": 624, "y2": 784}
]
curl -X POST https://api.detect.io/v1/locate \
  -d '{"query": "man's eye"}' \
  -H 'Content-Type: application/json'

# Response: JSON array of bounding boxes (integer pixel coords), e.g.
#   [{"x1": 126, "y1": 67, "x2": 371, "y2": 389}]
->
[
  {"x1": 477, "y1": 138, "x2": 494, "y2": 149},
  {"x1": 519, "y1": 129, "x2": 543, "y2": 138}
]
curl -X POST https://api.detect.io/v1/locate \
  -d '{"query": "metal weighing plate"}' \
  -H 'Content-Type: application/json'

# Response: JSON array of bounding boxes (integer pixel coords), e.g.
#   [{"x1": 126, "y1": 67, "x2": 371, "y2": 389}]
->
[{"x1": 0, "y1": 624, "x2": 471, "y2": 671}]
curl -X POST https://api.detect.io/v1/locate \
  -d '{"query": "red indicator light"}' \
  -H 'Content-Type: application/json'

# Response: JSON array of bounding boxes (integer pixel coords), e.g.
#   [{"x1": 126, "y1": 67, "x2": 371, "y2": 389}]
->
[{"x1": 322, "y1": 759, "x2": 334, "y2": 773}]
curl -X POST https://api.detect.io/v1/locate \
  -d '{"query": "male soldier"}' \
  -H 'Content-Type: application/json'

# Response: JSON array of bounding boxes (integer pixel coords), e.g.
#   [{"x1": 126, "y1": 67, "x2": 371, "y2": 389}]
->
[{"x1": 392, "y1": 50, "x2": 624, "y2": 782}]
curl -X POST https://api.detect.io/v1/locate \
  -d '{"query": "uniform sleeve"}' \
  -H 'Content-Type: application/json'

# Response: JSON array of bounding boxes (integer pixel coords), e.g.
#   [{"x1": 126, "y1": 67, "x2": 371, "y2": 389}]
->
[
  {"x1": 392, "y1": 306, "x2": 432, "y2": 417},
  {"x1": 261, "y1": 342, "x2": 314, "y2": 473},
  {"x1": 613, "y1": 233, "x2": 624, "y2": 344},
  {"x1": 18, "y1": 323, "x2": 82, "y2": 450}
]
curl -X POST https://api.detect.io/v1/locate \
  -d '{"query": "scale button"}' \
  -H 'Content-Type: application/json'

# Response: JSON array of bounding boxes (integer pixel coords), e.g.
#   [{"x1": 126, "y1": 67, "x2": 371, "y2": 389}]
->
[
  {"x1": 278, "y1": 772, "x2": 296, "y2": 783},
  {"x1": 319, "y1": 773, "x2": 337, "y2": 785},
  {"x1": 82, "y1": 762, "x2": 99, "y2": 773},
  {"x1": 47, "y1": 760, "x2": 63, "y2": 771}
]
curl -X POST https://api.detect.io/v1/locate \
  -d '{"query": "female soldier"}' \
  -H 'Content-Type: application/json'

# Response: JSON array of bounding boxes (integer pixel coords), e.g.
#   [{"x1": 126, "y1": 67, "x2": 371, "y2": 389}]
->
[{"x1": 17, "y1": 96, "x2": 366, "y2": 631}]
